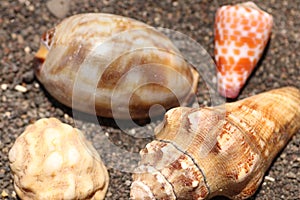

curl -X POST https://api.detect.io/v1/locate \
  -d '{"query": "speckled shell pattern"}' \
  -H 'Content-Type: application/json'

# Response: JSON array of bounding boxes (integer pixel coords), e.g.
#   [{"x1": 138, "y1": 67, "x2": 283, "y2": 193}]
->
[
  {"x1": 35, "y1": 13, "x2": 199, "y2": 119},
  {"x1": 214, "y1": 2, "x2": 273, "y2": 98},
  {"x1": 130, "y1": 87, "x2": 300, "y2": 200}
]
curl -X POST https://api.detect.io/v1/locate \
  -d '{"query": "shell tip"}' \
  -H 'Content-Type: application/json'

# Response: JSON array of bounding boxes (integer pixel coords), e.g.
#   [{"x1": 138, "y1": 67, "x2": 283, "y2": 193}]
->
[{"x1": 218, "y1": 86, "x2": 240, "y2": 99}]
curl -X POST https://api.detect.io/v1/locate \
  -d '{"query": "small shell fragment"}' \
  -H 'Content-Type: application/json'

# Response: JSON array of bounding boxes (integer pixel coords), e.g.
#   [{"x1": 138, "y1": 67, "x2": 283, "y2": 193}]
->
[
  {"x1": 9, "y1": 118, "x2": 109, "y2": 200},
  {"x1": 214, "y1": 2, "x2": 273, "y2": 98},
  {"x1": 14, "y1": 85, "x2": 27, "y2": 93}
]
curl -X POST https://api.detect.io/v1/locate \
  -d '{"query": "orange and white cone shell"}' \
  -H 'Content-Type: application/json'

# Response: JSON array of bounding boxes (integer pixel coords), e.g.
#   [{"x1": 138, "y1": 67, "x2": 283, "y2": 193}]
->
[{"x1": 214, "y1": 1, "x2": 273, "y2": 98}]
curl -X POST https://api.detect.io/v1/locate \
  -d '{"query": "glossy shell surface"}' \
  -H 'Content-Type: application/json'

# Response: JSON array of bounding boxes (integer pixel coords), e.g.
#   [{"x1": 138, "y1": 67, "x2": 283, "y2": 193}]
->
[
  {"x1": 35, "y1": 13, "x2": 199, "y2": 119},
  {"x1": 214, "y1": 2, "x2": 273, "y2": 98}
]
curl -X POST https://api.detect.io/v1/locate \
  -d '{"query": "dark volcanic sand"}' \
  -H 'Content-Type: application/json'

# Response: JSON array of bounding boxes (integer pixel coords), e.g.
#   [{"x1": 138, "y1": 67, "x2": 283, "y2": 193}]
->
[{"x1": 0, "y1": 0, "x2": 299, "y2": 199}]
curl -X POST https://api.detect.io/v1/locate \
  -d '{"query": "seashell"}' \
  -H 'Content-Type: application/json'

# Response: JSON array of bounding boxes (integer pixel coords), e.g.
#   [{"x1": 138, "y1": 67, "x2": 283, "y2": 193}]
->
[
  {"x1": 9, "y1": 118, "x2": 109, "y2": 200},
  {"x1": 35, "y1": 13, "x2": 199, "y2": 119},
  {"x1": 214, "y1": 2, "x2": 273, "y2": 98},
  {"x1": 130, "y1": 87, "x2": 300, "y2": 199}
]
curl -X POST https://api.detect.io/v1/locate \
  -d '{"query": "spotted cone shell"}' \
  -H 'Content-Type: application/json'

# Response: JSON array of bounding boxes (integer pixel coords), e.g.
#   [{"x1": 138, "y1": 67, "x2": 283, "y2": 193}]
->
[
  {"x1": 131, "y1": 87, "x2": 300, "y2": 199},
  {"x1": 214, "y1": 2, "x2": 273, "y2": 98},
  {"x1": 35, "y1": 13, "x2": 199, "y2": 119}
]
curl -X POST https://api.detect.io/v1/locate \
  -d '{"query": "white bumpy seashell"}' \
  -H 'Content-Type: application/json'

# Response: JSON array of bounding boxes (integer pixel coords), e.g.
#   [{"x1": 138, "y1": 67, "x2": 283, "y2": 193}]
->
[
  {"x1": 35, "y1": 13, "x2": 199, "y2": 119},
  {"x1": 131, "y1": 87, "x2": 300, "y2": 199},
  {"x1": 9, "y1": 118, "x2": 109, "y2": 200}
]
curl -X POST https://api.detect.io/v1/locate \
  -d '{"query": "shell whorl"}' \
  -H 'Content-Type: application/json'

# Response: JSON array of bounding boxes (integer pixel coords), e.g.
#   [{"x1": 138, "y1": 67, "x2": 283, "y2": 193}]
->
[{"x1": 131, "y1": 87, "x2": 300, "y2": 199}]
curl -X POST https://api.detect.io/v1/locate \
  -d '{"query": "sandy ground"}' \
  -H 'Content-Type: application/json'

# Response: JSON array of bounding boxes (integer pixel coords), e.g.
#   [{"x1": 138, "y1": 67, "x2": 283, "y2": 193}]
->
[{"x1": 0, "y1": 0, "x2": 299, "y2": 199}]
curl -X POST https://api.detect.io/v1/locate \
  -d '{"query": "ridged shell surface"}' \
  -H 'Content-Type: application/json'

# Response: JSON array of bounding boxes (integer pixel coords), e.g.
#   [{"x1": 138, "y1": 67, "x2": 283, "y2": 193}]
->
[
  {"x1": 35, "y1": 13, "x2": 199, "y2": 119},
  {"x1": 131, "y1": 87, "x2": 300, "y2": 199},
  {"x1": 9, "y1": 118, "x2": 109, "y2": 200}
]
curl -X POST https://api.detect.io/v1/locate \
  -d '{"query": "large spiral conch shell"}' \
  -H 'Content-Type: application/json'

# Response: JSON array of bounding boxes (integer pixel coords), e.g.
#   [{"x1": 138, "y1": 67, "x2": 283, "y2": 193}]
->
[
  {"x1": 131, "y1": 87, "x2": 300, "y2": 199},
  {"x1": 35, "y1": 13, "x2": 199, "y2": 119},
  {"x1": 214, "y1": 2, "x2": 273, "y2": 98}
]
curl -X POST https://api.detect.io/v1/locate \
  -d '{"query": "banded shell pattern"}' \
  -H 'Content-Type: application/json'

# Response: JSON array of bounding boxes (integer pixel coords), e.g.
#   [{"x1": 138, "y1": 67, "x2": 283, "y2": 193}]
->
[{"x1": 35, "y1": 13, "x2": 199, "y2": 119}]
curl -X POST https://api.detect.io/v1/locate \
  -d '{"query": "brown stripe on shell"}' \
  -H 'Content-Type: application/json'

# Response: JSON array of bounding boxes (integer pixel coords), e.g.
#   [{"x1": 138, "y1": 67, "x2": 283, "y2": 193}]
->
[
  {"x1": 96, "y1": 43, "x2": 193, "y2": 91},
  {"x1": 111, "y1": 17, "x2": 147, "y2": 33},
  {"x1": 49, "y1": 43, "x2": 90, "y2": 75},
  {"x1": 128, "y1": 86, "x2": 180, "y2": 116},
  {"x1": 53, "y1": 13, "x2": 150, "y2": 46},
  {"x1": 92, "y1": 85, "x2": 181, "y2": 119}
]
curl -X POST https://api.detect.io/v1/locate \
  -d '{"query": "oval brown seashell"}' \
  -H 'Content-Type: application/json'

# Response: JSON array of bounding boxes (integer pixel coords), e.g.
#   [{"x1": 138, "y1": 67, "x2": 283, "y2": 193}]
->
[
  {"x1": 131, "y1": 87, "x2": 300, "y2": 199},
  {"x1": 35, "y1": 13, "x2": 199, "y2": 119}
]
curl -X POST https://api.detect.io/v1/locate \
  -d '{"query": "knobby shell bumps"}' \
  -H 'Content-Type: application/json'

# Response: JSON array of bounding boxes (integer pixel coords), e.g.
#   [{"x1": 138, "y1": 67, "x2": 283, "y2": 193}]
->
[
  {"x1": 9, "y1": 118, "x2": 109, "y2": 200},
  {"x1": 35, "y1": 13, "x2": 199, "y2": 119},
  {"x1": 214, "y1": 2, "x2": 273, "y2": 98},
  {"x1": 131, "y1": 87, "x2": 300, "y2": 199}
]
